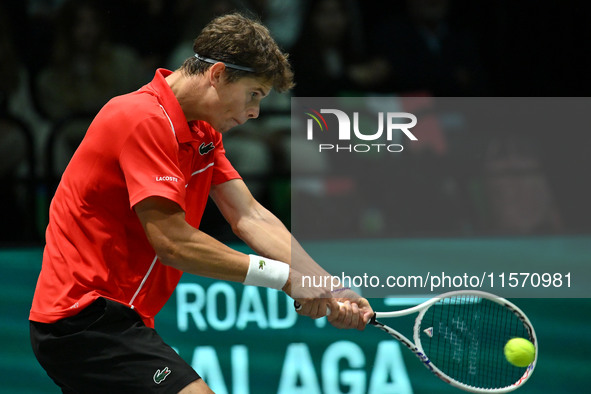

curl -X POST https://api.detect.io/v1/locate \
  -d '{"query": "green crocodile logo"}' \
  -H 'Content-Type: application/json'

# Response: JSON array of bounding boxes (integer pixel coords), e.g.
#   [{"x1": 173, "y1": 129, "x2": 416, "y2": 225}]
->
[
  {"x1": 259, "y1": 260, "x2": 265, "y2": 270},
  {"x1": 153, "y1": 367, "x2": 171, "y2": 384}
]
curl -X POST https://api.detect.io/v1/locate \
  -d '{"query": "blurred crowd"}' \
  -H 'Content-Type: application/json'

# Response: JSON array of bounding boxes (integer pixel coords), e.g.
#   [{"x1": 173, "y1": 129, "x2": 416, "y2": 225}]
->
[{"x1": 1, "y1": 0, "x2": 590, "y2": 244}]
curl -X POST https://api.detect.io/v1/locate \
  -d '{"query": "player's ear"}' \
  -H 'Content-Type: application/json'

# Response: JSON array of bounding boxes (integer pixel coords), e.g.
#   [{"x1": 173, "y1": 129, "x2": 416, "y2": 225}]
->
[{"x1": 209, "y1": 62, "x2": 227, "y2": 87}]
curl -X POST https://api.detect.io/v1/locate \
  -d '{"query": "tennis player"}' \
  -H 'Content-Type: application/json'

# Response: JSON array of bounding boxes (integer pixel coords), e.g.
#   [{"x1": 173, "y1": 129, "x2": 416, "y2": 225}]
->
[{"x1": 29, "y1": 12, "x2": 373, "y2": 394}]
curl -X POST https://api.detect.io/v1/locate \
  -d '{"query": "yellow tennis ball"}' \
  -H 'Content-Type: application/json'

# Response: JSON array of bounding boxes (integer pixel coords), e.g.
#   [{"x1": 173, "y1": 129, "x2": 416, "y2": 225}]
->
[{"x1": 504, "y1": 337, "x2": 535, "y2": 367}]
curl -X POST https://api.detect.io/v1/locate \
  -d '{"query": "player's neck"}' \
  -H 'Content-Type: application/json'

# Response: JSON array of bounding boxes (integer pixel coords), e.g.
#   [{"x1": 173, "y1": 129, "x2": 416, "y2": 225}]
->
[{"x1": 166, "y1": 71, "x2": 213, "y2": 122}]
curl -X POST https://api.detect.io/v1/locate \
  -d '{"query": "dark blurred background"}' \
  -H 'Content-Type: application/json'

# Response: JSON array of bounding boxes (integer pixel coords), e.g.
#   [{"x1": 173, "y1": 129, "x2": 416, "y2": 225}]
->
[{"x1": 1, "y1": 0, "x2": 590, "y2": 246}]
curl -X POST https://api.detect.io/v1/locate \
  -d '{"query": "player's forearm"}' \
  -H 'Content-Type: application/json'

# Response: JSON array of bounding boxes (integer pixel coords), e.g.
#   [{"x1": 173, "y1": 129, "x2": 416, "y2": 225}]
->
[
  {"x1": 154, "y1": 223, "x2": 250, "y2": 282},
  {"x1": 233, "y1": 202, "x2": 290, "y2": 262},
  {"x1": 159, "y1": 230, "x2": 249, "y2": 282},
  {"x1": 233, "y1": 203, "x2": 333, "y2": 292}
]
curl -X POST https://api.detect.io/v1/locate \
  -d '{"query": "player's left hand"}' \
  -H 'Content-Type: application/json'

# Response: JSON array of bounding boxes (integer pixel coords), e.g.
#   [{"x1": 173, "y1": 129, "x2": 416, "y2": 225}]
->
[{"x1": 327, "y1": 298, "x2": 374, "y2": 331}]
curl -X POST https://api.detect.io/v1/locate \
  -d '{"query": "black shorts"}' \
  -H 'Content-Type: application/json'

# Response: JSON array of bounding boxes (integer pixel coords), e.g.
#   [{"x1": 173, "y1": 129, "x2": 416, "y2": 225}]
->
[{"x1": 30, "y1": 298, "x2": 200, "y2": 394}]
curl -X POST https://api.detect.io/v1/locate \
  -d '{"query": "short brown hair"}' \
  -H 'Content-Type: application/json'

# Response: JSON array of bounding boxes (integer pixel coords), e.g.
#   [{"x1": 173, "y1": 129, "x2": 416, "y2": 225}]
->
[{"x1": 180, "y1": 13, "x2": 294, "y2": 93}]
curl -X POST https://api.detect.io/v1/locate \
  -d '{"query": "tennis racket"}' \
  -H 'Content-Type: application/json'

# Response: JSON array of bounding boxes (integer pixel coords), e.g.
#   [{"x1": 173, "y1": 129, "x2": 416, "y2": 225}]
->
[{"x1": 295, "y1": 290, "x2": 537, "y2": 393}]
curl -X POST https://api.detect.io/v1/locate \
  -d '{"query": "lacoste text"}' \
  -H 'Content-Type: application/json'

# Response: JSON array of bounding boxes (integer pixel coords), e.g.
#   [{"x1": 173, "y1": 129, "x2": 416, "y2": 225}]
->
[{"x1": 155, "y1": 176, "x2": 179, "y2": 182}]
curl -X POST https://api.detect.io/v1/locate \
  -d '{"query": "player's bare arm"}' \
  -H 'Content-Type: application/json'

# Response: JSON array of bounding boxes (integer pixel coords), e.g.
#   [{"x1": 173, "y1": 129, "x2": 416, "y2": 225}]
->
[
  {"x1": 210, "y1": 178, "x2": 374, "y2": 328},
  {"x1": 134, "y1": 196, "x2": 250, "y2": 282}
]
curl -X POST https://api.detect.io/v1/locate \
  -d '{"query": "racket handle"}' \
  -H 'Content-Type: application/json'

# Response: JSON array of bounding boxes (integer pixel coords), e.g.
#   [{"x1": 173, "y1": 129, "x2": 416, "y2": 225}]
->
[{"x1": 369, "y1": 313, "x2": 378, "y2": 325}]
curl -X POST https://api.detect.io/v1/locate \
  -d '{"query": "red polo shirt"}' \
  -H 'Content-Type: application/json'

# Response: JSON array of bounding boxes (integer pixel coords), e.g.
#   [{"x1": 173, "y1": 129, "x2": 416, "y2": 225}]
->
[{"x1": 30, "y1": 69, "x2": 241, "y2": 328}]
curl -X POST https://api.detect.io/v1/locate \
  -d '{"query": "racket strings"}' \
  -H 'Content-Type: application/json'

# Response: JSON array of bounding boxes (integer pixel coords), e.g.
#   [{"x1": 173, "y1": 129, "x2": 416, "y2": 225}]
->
[{"x1": 419, "y1": 295, "x2": 531, "y2": 389}]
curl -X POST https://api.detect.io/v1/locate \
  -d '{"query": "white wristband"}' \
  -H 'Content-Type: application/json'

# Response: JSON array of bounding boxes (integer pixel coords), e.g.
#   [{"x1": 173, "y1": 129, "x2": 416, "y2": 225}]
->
[{"x1": 243, "y1": 255, "x2": 290, "y2": 290}]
